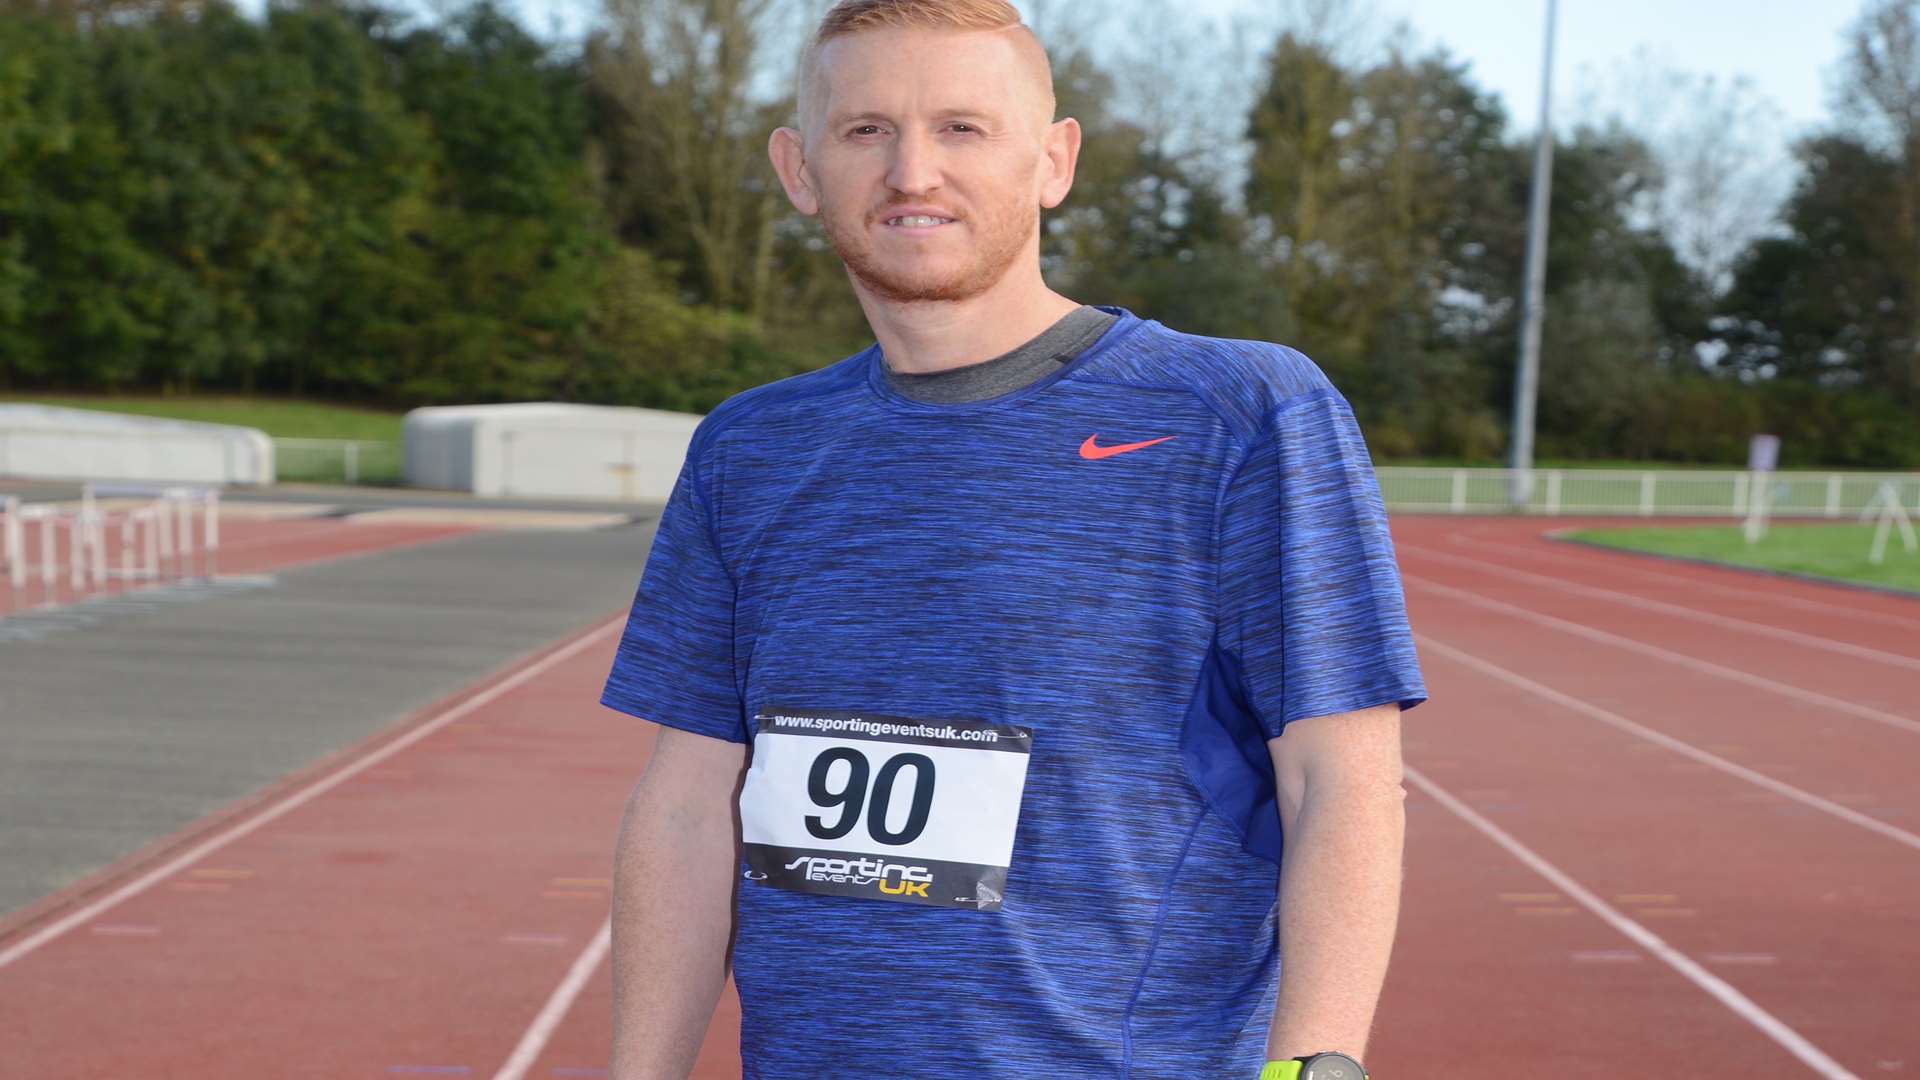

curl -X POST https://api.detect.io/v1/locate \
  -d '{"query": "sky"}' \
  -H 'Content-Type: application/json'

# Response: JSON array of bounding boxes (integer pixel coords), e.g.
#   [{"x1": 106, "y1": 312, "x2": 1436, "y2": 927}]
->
[{"x1": 1351, "y1": 0, "x2": 1861, "y2": 137}]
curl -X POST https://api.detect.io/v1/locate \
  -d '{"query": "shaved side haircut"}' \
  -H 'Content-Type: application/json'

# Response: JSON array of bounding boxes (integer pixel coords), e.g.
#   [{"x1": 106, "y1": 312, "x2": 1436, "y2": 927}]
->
[{"x1": 795, "y1": 0, "x2": 1057, "y2": 139}]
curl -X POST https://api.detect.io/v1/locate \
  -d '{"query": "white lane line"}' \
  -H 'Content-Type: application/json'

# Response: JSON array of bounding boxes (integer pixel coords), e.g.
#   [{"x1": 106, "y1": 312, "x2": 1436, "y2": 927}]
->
[
  {"x1": 1402, "y1": 542, "x2": 1920, "y2": 673},
  {"x1": 492, "y1": 917, "x2": 611, "y2": 1080},
  {"x1": 1406, "y1": 764, "x2": 1860, "y2": 1079},
  {"x1": 1417, "y1": 634, "x2": 1920, "y2": 853},
  {"x1": 0, "y1": 617, "x2": 624, "y2": 972},
  {"x1": 1445, "y1": 526, "x2": 1920, "y2": 634},
  {"x1": 1405, "y1": 575, "x2": 1920, "y2": 737}
]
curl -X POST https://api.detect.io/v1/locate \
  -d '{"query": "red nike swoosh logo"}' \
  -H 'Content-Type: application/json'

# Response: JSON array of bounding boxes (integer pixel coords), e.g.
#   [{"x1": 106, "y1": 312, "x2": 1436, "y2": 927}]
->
[{"x1": 1079, "y1": 433, "x2": 1177, "y2": 460}]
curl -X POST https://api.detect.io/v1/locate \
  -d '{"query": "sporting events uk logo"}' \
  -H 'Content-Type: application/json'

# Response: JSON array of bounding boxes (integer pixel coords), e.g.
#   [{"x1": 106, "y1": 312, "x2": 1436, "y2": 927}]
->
[{"x1": 784, "y1": 855, "x2": 933, "y2": 898}]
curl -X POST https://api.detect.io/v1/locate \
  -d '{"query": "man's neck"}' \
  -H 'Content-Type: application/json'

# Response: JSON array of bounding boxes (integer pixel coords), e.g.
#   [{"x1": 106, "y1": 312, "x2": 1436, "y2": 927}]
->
[{"x1": 855, "y1": 268, "x2": 1082, "y2": 375}]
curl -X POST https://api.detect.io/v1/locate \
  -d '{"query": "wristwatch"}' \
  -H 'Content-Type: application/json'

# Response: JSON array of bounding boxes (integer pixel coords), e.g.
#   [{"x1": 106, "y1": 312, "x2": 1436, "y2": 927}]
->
[{"x1": 1258, "y1": 1052, "x2": 1369, "y2": 1080}]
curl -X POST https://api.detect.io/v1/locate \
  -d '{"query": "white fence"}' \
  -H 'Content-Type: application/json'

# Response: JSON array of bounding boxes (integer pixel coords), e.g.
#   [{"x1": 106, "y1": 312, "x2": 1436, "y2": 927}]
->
[
  {"x1": 273, "y1": 438, "x2": 401, "y2": 485},
  {"x1": 1377, "y1": 467, "x2": 1920, "y2": 517}
]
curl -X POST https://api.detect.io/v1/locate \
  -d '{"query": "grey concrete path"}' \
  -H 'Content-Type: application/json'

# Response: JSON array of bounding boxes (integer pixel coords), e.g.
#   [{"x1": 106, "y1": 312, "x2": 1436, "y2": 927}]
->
[{"x1": 0, "y1": 522, "x2": 658, "y2": 918}]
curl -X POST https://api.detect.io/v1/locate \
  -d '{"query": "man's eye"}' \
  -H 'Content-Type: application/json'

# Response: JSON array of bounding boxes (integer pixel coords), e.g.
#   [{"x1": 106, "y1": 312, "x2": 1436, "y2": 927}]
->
[
  {"x1": 850, "y1": 125, "x2": 882, "y2": 136},
  {"x1": 949, "y1": 123, "x2": 976, "y2": 134}
]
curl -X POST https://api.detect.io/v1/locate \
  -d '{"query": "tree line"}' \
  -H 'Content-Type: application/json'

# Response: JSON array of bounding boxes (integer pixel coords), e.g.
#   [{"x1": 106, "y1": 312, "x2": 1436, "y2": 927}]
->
[{"x1": 1, "y1": 0, "x2": 1916, "y2": 466}]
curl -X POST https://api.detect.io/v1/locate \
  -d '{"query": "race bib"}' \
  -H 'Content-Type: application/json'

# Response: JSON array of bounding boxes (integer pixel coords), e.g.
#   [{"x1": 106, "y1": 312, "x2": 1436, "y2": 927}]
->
[{"x1": 738, "y1": 707, "x2": 1033, "y2": 912}]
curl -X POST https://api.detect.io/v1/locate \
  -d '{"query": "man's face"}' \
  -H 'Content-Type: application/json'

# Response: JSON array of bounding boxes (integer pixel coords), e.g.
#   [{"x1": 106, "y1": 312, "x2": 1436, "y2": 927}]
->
[{"x1": 783, "y1": 27, "x2": 1066, "y2": 304}]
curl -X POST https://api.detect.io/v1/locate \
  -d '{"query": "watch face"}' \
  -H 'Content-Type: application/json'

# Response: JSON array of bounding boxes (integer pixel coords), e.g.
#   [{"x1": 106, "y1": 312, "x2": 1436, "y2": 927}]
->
[{"x1": 1301, "y1": 1053, "x2": 1365, "y2": 1080}]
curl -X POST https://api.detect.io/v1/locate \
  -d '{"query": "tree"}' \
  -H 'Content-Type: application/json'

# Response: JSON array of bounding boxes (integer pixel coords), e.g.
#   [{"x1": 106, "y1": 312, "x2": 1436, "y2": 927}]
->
[
  {"x1": 1713, "y1": 1, "x2": 1920, "y2": 405},
  {"x1": 585, "y1": 0, "x2": 796, "y2": 318},
  {"x1": 1834, "y1": 0, "x2": 1920, "y2": 400},
  {"x1": 1717, "y1": 135, "x2": 1909, "y2": 390},
  {"x1": 1575, "y1": 52, "x2": 1790, "y2": 297},
  {"x1": 1243, "y1": 32, "x2": 1514, "y2": 455}
]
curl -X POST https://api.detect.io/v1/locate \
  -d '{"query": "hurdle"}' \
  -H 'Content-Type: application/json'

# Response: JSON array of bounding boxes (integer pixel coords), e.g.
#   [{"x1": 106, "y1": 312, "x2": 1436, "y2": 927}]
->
[
  {"x1": 2, "y1": 495, "x2": 23, "y2": 610},
  {"x1": 84, "y1": 484, "x2": 221, "y2": 584},
  {"x1": 0, "y1": 485, "x2": 224, "y2": 619}
]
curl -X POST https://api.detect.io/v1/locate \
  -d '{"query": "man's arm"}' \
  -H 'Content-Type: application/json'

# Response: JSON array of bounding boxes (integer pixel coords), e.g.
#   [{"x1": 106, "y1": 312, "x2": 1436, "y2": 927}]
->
[
  {"x1": 1264, "y1": 702, "x2": 1408, "y2": 1063},
  {"x1": 610, "y1": 727, "x2": 749, "y2": 1080}
]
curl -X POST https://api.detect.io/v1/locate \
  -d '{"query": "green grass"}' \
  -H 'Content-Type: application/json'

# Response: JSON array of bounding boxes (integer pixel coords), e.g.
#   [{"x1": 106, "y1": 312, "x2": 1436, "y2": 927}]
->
[
  {"x1": 2, "y1": 394, "x2": 405, "y2": 442},
  {"x1": 1568, "y1": 523, "x2": 1920, "y2": 594}
]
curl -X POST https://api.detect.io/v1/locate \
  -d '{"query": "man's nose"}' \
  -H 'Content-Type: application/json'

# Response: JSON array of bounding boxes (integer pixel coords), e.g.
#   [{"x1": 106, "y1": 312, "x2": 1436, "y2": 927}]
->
[{"x1": 884, "y1": 129, "x2": 943, "y2": 196}]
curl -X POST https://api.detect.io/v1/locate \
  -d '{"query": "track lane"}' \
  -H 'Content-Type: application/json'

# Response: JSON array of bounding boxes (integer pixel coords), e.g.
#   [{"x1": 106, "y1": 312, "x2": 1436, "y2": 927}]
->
[
  {"x1": 1428, "y1": 517, "x2": 1920, "y2": 635},
  {"x1": 1388, "y1": 523, "x2": 1920, "y2": 1073},
  {"x1": 0, "y1": 618, "x2": 634, "y2": 1078},
  {"x1": 1396, "y1": 577, "x2": 1920, "y2": 825},
  {"x1": 1401, "y1": 536, "x2": 1920, "y2": 668},
  {"x1": 1394, "y1": 554, "x2": 1918, "y2": 725},
  {"x1": 1391, "y1": 648, "x2": 1917, "y2": 1075}
]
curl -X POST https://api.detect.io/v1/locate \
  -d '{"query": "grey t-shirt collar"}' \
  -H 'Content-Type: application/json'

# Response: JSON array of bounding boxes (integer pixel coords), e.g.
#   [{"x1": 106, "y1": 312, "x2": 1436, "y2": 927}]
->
[{"x1": 878, "y1": 305, "x2": 1120, "y2": 405}]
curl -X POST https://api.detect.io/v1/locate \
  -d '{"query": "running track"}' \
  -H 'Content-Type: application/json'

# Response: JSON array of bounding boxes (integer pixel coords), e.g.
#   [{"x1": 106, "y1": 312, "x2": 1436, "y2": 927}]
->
[{"x1": 1, "y1": 515, "x2": 1915, "y2": 1077}]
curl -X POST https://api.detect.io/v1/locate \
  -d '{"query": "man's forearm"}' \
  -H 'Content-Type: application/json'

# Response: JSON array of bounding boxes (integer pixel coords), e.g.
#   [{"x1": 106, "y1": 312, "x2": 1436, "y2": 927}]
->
[
  {"x1": 609, "y1": 773, "x2": 739, "y2": 1079},
  {"x1": 1265, "y1": 784, "x2": 1406, "y2": 1062}
]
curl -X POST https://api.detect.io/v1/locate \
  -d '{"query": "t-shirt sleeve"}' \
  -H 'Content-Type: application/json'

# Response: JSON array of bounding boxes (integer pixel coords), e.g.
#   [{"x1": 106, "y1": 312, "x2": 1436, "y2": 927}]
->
[
  {"x1": 1216, "y1": 388, "x2": 1427, "y2": 741},
  {"x1": 599, "y1": 450, "x2": 746, "y2": 743}
]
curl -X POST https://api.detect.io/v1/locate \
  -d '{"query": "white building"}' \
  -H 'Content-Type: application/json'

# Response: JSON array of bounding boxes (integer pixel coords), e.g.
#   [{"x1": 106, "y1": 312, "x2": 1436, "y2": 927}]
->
[
  {"x1": 403, "y1": 402, "x2": 701, "y2": 501},
  {"x1": 0, "y1": 405, "x2": 274, "y2": 486}
]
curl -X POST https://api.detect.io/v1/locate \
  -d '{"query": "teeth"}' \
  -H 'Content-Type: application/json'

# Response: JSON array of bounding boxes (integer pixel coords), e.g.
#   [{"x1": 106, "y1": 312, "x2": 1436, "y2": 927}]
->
[{"x1": 888, "y1": 215, "x2": 952, "y2": 227}]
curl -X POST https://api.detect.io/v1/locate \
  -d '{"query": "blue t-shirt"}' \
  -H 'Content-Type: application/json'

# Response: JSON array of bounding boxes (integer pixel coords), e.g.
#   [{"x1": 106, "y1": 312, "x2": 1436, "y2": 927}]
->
[{"x1": 601, "y1": 306, "x2": 1427, "y2": 1079}]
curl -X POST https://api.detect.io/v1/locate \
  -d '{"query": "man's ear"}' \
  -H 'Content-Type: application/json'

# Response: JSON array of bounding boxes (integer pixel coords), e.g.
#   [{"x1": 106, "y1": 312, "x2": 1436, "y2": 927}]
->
[
  {"x1": 768, "y1": 127, "x2": 820, "y2": 216},
  {"x1": 1038, "y1": 116, "x2": 1081, "y2": 210}
]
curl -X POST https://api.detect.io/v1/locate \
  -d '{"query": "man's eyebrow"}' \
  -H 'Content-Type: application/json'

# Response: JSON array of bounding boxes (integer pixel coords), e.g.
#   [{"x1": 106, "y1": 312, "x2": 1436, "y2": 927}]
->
[
  {"x1": 825, "y1": 108, "x2": 1002, "y2": 127},
  {"x1": 826, "y1": 111, "x2": 888, "y2": 128},
  {"x1": 932, "y1": 109, "x2": 999, "y2": 123}
]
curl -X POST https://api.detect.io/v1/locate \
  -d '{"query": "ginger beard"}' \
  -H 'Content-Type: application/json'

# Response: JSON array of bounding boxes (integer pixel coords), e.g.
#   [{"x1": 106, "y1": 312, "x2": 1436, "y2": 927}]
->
[{"x1": 814, "y1": 186, "x2": 1039, "y2": 304}]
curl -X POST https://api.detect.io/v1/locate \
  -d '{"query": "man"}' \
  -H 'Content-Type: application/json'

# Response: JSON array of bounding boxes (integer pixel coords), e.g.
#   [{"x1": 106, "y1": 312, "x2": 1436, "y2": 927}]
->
[{"x1": 599, "y1": 2, "x2": 1426, "y2": 1078}]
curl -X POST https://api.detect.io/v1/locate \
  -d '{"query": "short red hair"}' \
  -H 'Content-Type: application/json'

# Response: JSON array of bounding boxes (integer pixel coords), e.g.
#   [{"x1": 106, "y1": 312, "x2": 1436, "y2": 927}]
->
[
  {"x1": 815, "y1": 0, "x2": 1024, "y2": 37},
  {"x1": 795, "y1": 0, "x2": 1053, "y2": 137}
]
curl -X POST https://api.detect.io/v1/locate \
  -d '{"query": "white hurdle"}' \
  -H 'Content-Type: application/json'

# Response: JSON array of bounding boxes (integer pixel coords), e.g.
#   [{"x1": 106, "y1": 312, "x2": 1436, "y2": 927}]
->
[
  {"x1": 0, "y1": 485, "x2": 224, "y2": 619},
  {"x1": 2, "y1": 495, "x2": 23, "y2": 608},
  {"x1": 85, "y1": 483, "x2": 222, "y2": 585}
]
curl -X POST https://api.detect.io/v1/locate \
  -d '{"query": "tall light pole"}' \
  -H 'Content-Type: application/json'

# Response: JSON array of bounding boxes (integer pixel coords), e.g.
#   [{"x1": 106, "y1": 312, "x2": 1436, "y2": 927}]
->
[{"x1": 1508, "y1": 0, "x2": 1560, "y2": 508}]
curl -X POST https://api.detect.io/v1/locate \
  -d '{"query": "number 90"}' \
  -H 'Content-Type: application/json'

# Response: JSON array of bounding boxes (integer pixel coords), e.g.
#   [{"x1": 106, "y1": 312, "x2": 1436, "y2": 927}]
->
[{"x1": 805, "y1": 748, "x2": 936, "y2": 846}]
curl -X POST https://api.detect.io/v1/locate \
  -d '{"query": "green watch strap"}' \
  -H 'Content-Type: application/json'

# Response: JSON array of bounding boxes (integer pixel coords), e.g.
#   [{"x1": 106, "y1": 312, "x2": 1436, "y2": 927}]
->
[{"x1": 1258, "y1": 1062, "x2": 1302, "y2": 1080}]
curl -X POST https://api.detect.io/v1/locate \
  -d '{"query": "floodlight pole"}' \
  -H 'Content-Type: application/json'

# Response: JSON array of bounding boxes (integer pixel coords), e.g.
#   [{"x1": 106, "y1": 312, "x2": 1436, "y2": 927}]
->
[{"x1": 1508, "y1": 0, "x2": 1559, "y2": 508}]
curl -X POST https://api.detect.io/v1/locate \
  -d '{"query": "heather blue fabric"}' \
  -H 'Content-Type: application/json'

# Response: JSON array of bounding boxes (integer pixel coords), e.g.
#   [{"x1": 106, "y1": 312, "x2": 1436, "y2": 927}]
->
[{"x1": 601, "y1": 306, "x2": 1427, "y2": 1079}]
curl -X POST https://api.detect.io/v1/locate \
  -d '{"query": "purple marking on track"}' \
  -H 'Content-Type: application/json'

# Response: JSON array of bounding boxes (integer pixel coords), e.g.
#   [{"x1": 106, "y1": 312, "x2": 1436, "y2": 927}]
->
[
  {"x1": 550, "y1": 1069, "x2": 610, "y2": 1078},
  {"x1": 385, "y1": 1067, "x2": 472, "y2": 1075}
]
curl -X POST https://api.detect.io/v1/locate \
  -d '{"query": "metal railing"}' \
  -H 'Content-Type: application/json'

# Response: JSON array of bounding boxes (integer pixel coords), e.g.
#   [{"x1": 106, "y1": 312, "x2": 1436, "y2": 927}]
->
[
  {"x1": 1375, "y1": 467, "x2": 1920, "y2": 517},
  {"x1": 272, "y1": 438, "x2": 401, "y2": 485}
]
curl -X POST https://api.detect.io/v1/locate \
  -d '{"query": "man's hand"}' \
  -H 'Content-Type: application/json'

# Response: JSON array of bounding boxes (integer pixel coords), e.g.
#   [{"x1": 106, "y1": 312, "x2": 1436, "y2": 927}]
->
[
  {"x1": 610, "y1": 726, "x2": 749, "y2": 1080},
  {"x1": 1264, "y1": 702, "x2": 1407, "y2": 1063}
]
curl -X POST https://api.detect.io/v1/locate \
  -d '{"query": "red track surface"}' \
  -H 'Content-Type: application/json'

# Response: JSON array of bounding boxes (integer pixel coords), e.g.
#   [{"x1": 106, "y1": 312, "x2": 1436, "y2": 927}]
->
[{"x1": 3, "y1": 515, "x2": 1916, "y2": 1078}]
